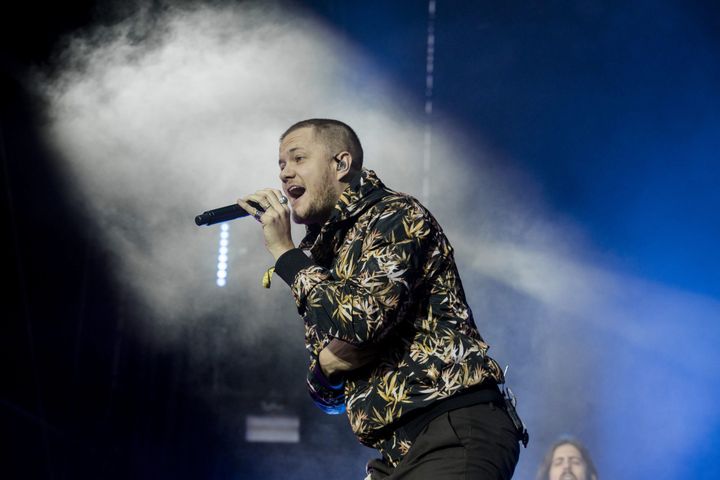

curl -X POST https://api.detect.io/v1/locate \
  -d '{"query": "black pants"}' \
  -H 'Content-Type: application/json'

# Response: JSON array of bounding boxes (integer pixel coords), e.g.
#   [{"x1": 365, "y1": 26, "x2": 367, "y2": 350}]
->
[{"x1": 367, "y1": 403, "x2": 520, "y2": 479}]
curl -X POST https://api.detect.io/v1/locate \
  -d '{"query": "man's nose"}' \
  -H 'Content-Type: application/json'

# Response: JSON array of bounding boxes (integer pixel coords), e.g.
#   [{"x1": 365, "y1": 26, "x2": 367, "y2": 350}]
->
[{"x1": 280, "y1": 165, "x2": 295, "y2": 181}]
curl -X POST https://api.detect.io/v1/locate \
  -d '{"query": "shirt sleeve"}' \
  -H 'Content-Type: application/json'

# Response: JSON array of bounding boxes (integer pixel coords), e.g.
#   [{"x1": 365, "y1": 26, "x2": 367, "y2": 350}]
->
[{"x1": 276, "y1": 203, "x2": 434, "y2": 345}]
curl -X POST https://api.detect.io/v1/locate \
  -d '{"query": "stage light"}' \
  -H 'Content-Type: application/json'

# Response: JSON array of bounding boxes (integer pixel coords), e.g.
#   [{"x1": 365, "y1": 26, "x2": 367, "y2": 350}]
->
[{"x1": 216, "y1": 223, "x2": 229, "y2": 287}]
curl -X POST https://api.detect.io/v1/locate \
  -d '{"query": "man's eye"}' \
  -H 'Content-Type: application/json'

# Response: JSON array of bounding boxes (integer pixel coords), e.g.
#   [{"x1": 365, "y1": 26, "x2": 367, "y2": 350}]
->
[{"x1": 295, "y1": 156, "x2": 304, "y2": 161}]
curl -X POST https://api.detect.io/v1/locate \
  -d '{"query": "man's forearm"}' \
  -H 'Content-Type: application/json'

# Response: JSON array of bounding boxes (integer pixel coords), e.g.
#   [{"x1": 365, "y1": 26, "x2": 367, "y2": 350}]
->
[
  {"x1": 319, "y1": 345, "x2": 354, "y2": 378},
  {"x1": 318, "y1": 338, "x2": 380, "y2": 377}
]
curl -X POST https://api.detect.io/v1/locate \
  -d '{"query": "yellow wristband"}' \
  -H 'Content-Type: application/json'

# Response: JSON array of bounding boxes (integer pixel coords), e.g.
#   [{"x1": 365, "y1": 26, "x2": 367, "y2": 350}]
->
[{"x1": 262, "y1": 266, "x2": 275, "y2": 288}]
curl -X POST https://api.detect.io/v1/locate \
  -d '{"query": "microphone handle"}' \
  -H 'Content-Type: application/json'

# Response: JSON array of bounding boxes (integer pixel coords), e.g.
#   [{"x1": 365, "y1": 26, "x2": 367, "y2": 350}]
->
[{"x1": 195, "y1": 200, "x2": 263, "y2": 226}]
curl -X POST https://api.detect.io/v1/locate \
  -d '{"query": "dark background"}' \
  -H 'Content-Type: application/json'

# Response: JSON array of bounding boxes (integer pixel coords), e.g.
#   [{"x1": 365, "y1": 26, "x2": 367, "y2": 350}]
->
[{"x1": 3, "y1": 1, "x2": 720, "y2": 478}]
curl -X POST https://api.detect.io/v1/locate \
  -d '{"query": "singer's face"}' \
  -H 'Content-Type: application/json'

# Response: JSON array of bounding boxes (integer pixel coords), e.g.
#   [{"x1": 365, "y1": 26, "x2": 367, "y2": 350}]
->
[
  {"x1": 549, "y1": 444, "x2": 590, "y2": 480},
  {"x1": 278, "y1": 126, "x2": 341, "y2": 225}
]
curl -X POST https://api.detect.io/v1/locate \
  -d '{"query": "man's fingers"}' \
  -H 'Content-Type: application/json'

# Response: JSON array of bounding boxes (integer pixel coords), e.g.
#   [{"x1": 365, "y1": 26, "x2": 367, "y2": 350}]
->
[
  {"x1": 240, "y1": 190, "x2": 290, "y2": 222},
  {"x1": 246, "y1": 190, "x2": 290, "y2": 217},
  {"x1": 237, "y1": 189, "x2": 295, "y2": 260},
  {"x1": 260, "y1": 188, "x2": 290, "y2": 214},
  {"x1": 269, "y1": 188, "x2": 289, "y2": 206},
  {"x1": 237, "y1": 197, "x2": 264, "y2": 221},
  {"x1": 244, "y1": 193, "x2": 272, "y2": 214}
]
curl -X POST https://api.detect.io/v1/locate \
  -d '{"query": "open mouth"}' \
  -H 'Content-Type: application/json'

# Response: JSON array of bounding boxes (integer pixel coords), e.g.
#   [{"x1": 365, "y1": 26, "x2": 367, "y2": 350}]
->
[{"x1": 287, "y1": 185, "x2": 306, "y2": 201}]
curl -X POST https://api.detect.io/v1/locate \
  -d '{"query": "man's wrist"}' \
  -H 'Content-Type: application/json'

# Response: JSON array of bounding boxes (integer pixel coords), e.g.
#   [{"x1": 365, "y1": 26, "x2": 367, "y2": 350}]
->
[
  {"x1": 313, "y1": 361, "x2": 344, "y2": 390},
  {"x1": 274, "y1": 248, "x2": 316, "y2": 286},
  {"x1": 269, "y1": 243, "x2": 294, "y2": 261}
]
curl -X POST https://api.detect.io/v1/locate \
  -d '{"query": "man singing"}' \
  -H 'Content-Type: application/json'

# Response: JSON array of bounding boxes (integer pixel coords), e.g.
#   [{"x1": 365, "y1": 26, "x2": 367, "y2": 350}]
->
[{"x1": 237, "y1": 119, "x2": 525, "y2": 479}]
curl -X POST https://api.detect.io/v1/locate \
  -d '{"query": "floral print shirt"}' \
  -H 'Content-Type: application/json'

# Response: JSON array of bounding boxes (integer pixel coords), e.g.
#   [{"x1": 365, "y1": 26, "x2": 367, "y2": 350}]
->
[{"x1": 274, "y1": 169, "x2": 505, "y2": 466}]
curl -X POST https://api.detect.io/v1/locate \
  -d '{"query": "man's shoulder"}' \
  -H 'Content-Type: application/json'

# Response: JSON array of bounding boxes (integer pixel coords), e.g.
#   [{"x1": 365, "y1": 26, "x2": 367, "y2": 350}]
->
[
  {"x1": 371, "y1": 189, "x2": 430, "y2": 218},
  {"x1": 361, "y1": 189, "x2": 444, "y2": 239}
]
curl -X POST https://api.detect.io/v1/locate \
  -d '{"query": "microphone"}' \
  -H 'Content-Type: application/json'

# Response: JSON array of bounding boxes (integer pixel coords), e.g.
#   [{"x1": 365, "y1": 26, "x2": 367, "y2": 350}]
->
[
  {"x1": 195, "y1": 200, "x2": 263, "y2": 226},
  {"x1": 195, "y1": 194, "x2": 288, "y2": 226}
]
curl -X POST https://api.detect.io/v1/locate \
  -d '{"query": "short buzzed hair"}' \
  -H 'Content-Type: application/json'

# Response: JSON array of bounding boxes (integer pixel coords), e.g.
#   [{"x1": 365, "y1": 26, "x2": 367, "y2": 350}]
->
[{"x1": 280, "y1": 118, "x2": 363, "y2": 170}]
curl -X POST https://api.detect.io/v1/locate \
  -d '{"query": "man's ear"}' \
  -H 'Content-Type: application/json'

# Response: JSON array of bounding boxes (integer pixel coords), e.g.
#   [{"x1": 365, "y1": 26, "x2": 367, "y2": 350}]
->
[{"x1": 334, "y1": 151, "x2": 353, "y2": 180}]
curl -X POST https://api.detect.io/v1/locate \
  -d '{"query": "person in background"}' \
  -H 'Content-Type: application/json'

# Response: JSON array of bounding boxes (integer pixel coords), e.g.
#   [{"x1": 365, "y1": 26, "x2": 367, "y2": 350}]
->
[{"x1": 536, "y1": 437, "x2": 598, "y2": 480}]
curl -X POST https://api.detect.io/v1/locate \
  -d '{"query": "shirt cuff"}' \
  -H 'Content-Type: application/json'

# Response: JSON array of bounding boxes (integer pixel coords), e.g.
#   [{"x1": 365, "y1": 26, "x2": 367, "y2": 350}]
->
[{"x1": 274, "y1": 248, "x2": 316, "y2": 286}]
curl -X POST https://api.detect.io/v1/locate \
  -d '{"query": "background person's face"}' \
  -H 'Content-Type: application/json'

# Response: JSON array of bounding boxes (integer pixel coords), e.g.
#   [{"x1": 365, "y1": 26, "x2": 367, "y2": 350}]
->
[
  {"x1": 549, "y1": 444, "x2": 590, "y2": 480},
  {"x1": 278, "y1": 127, "x2": 340, "y2": 225}
]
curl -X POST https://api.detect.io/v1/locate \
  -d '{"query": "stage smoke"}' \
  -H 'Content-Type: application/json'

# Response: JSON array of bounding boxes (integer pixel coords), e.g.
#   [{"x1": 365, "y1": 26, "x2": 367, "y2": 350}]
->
[{"x1": 34, "y1": 1, "x2": 720, "y2": 478}]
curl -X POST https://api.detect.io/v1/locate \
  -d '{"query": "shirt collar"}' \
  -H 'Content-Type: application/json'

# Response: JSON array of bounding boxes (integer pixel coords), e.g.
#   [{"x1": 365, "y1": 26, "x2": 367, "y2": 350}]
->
[{"x1": 298, "y1": 168, "x2": 387, "y2": 249}]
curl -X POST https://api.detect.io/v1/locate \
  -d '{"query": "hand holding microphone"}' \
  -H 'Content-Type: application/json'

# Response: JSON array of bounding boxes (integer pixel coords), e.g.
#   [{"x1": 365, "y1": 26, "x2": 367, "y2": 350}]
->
[
  {"x1": 236, "y1": 188, "x2": 295, "y2": 261},
  {"x1": 196, "y1": 189, "x2": 294, "y2": 260},
  {"x1": 194, "y1": 193, "x2": 289, "y2": 226}
]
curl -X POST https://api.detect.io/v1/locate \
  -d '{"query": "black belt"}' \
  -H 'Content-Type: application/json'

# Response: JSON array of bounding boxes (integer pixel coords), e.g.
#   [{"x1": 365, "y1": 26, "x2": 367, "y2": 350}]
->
[{"x1": 395, "y1": 382, "x2": 505, "y2": 443}]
